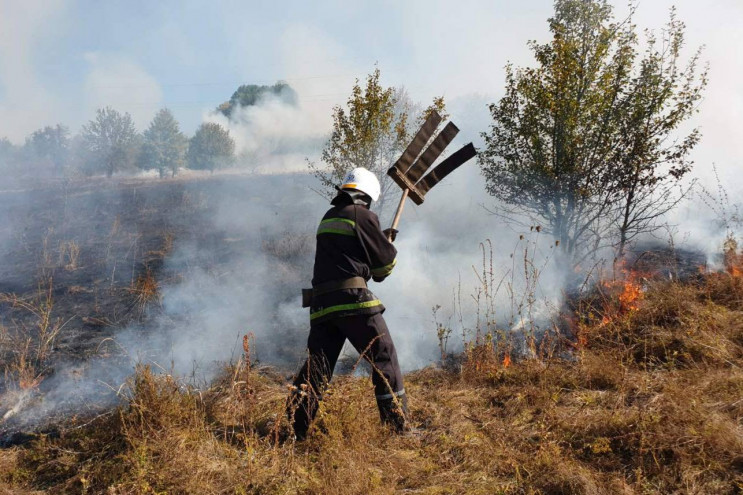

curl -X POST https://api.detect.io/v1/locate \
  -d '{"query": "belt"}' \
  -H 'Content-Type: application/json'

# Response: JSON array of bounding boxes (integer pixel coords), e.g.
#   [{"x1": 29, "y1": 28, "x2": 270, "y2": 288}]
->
[
  {"x1": 302, "y1": 277, "x2": 367, "y2": 307},
  {"x1": 312, "y1": 276, "x2": 367, "y2": 296}
]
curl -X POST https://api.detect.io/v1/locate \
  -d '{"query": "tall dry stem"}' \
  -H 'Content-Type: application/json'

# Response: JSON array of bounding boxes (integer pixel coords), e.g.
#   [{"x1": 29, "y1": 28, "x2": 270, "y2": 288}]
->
[{"x1": 0, "y1": 277, "x2": 66, "y2": 391}]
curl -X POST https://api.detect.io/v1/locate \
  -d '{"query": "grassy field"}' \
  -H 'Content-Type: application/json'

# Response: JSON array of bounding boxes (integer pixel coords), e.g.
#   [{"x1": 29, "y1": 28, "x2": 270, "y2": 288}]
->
[{"x1": 1, "y1": 267, "x2": 741, "y2": 494}]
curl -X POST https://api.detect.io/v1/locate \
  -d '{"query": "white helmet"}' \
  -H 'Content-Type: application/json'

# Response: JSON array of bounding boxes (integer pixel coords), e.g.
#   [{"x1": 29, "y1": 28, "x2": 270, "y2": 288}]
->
[{"x1": 340, "y1": 167, "x2": 381, "y2": 202}]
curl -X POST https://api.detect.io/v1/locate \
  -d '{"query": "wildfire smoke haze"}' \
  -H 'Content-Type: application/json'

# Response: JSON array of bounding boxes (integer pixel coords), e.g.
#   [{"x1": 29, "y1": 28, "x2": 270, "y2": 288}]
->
[{"x1": 0, "y1": 0, "x2": 742, "y2": 492}]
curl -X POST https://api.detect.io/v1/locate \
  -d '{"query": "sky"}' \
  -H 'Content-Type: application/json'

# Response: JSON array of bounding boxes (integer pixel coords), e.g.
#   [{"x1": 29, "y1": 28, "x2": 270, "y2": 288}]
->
[{"x1": 0, "y1": 0, "x2": 741, "y2": 184}]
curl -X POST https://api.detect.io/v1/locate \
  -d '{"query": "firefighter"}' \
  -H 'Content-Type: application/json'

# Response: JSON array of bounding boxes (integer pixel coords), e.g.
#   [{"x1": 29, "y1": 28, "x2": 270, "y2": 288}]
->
[{"x1": 287, "y1": 167, "x2": 406, "y2": 440}]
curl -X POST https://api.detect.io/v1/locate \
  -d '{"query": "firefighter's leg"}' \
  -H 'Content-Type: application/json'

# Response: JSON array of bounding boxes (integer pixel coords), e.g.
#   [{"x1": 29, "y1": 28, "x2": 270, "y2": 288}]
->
[
  {"x1": 341, "y1": 313, "x2": 407, "y2": 432},
  {"x1": 287, "y1": 321, "x2": 345, "y2": 440}
]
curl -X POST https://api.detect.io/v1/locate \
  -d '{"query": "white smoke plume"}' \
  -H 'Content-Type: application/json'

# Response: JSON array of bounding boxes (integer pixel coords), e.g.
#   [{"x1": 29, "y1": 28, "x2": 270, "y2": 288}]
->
[{"x1": 204, "y1": 93, "x2": 328, "y2": 174}]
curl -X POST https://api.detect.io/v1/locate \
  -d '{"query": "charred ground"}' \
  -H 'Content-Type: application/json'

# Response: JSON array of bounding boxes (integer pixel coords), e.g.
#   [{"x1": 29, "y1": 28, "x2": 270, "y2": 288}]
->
[{"x1": 0, "y1": 174, "x2": 317, "y2": 437}]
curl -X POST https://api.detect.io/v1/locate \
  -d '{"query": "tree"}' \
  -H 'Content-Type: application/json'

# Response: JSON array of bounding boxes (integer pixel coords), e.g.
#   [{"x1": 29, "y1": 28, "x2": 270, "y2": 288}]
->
[
  {"x1": 140, "y1": 109, "x2": 187, "y2": 178},
  {"x1": 0, "y1": 138, "x2": 20, "y2": 175},
  {"x1": 308, "y1": 67, "x2": 446, "y2": 215},
  {"x1": 480, "y1": 0, "x2": 706, "y2": 263},
  {"x1": 610, "y1": 10, "x2": 706, "y2": 257},
  {"x1": 81, "y1": 107, "x2": 139, "y2": 177},
  {"x1": 217, "y1": 82, "x2": 297, "y2": 118},
  {"x1": 24, "y1": 124, "x2": 70, "y2": 176},
  {"x1": 187, "y1": 123, "x2": 235, "y2": 173}
]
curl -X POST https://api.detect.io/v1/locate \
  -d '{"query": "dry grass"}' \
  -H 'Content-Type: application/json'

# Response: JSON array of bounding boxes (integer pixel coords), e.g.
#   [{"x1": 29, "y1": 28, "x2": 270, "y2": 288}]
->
[
  {"x1": 1, "y1": 279, "x2": 66, "y2": 398},
  {"x1": 1, "y1": 273, "x2": 742, "y2": 494},
  {"x1": 127, "y1": 268, "x2": 160, "y2": 315}
]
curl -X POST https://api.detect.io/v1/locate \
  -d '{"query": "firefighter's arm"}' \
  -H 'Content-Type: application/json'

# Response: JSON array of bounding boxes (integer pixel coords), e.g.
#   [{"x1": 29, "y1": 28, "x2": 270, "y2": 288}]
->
[{"x1": 357, "y1": 210, "x2": 398, "y2": 282}]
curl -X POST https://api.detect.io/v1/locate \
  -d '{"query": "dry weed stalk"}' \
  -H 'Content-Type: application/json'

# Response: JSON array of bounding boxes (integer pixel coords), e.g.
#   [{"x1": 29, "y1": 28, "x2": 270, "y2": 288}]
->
[
  {"x1": 457, "y1": 231, "x2": 557, "y2": 374},
  {"x1": 230, "y1": 332, "x2": 257, "y2": 423},
  {"x1": 39, "y1": 227, "x2": 54, "y2": 272},
  {"x1": 58, "y1": 240, "x2": 80, "y2": 271},
  {"x1": 0, "y1": 278, "x2": 67, "y2": 392},
  {"x1": 432, "y1": 304, "x2": 452, "y2": 363}
]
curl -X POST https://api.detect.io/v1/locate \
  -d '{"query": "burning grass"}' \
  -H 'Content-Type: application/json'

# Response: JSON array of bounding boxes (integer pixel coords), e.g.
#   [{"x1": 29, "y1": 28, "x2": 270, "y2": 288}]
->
[{"x1": 1, "y1": 272, "x2": 743, "y2": 494}]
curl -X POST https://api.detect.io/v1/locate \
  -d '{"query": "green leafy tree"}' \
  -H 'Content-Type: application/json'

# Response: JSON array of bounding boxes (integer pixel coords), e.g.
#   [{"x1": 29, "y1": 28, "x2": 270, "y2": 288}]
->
[
  {"x1": 480, "y1": 0, "x2": 706, "y2": 262},
  {"x1": 187, "y1": 122, "x2": 236, "y2": 173},
  {"x1": 140, "y1": 109, "x2": 187, "y2": 178},
  {"x1": 81, "y1": 107, "x2": 139, "y2": 177},
  {"x1": 309, "y1": 67, "x2": 446, "y2": 214},
  {"x1": 24, "y1": 124, "x2": 70, "y2": 176},
  {"x1": 217, "y1": 82, "x2": 297, "y2": 118}
]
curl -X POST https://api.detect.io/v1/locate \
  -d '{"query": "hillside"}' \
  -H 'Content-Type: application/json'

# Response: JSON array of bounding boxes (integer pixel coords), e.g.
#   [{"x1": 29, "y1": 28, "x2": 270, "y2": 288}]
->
[{"x1": 1, "y1": 267, "x2": 741, "y2": 494}]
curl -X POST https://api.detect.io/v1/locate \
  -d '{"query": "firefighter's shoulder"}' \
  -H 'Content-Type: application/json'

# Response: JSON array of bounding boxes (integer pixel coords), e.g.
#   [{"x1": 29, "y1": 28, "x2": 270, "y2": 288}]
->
[{"x1": 354, "y1": 205, "x2": 381, "y2": 226}]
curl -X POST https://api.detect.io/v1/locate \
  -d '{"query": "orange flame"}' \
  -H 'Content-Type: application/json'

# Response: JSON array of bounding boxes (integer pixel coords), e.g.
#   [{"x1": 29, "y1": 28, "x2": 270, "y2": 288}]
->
[
  {"x1": 596, "y1": 262, "x2": 645, "y2": 327},
  {"x1": 19, "y1": 375, "x2": 43, "y2": 390},
  {"x1": 723, "y1": 236, "x2": 742, "y2": 276},
  {"x1": 502, "y1": 354, "x2": 512, "y2": 368},
  {"x1": 618, "y1": 277, "x2": 643, "y2": 312}
]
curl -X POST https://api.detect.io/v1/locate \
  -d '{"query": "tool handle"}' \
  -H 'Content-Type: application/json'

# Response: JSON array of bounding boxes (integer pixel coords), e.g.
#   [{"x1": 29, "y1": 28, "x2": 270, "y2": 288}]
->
[{"x1": 388, "y1": 188, "x2": 409, "y2": 241}]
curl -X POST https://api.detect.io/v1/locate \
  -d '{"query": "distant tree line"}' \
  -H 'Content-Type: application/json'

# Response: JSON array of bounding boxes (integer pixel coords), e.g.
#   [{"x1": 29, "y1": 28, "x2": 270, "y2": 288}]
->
[
  {"x1": 0, "y1": 80, "x2": 306, "y2": 180},
  {"x1": 0, "y1": 108, "x2": 238, "y2": 179}
]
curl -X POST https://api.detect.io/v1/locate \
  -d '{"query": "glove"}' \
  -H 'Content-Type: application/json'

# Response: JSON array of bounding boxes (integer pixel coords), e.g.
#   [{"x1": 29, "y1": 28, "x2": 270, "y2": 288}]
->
[{"x1": 383, "y1": 228, "x2": 399, "y2": 242}]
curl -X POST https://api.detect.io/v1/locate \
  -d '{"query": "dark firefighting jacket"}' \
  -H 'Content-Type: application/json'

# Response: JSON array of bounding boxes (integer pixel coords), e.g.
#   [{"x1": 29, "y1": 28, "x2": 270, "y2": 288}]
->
[{"x1": 309, "y1": 193, "x2": 397, "y2": 325}]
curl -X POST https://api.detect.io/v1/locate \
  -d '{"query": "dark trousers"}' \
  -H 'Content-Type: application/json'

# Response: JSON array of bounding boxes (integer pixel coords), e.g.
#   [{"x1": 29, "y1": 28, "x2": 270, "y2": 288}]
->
[{"x1": 288, "y1": 312, "x2": 406, "y2": 438}]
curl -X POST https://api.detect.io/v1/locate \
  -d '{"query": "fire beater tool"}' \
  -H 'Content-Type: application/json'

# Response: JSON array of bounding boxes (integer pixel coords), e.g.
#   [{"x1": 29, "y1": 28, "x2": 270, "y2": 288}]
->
[{"x1": 386, "y1": 110, "x2": 477, "y2": 240}]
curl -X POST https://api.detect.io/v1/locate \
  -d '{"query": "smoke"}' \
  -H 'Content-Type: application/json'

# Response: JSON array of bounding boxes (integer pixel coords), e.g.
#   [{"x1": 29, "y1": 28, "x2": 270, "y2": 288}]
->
[
  {"x1": 202, "y1": 23, "x2": 359, "y2": 174},
  {"x1": 0, "y1": 0, "x2": 68, "y2": 142},
  {"x1": 204, "y1": 93, "x2": 328, "y2": 174},
  {"x1": 0, "y1": 77, "x2": 693, "y2": 434},
  {"x1": 83, "y1": 52, "x2": 164, "y2": 130}
]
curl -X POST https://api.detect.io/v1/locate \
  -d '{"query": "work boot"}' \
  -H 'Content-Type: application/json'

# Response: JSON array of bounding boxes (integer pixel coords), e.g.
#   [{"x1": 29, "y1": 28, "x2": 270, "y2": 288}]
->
[{"x1": 377, "y1": 393, "x2": 408, "y2": 434}]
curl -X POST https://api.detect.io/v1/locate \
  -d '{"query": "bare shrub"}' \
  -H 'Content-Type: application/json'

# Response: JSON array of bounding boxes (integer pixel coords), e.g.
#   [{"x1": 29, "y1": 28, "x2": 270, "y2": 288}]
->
[{"x1": 723, "y1": 235, "x2": 743, "y2": 276}]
